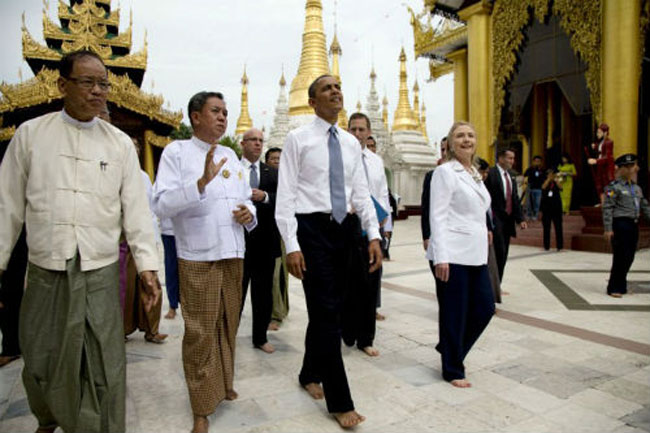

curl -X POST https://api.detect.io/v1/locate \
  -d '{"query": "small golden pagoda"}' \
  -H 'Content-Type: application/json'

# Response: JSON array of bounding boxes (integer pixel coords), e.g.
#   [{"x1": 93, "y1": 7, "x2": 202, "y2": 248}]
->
[
  {"x1": 0, "y1": 0, "x2": 182, "y2": 180},
  {"x1": 289, "y1": 0, "x2": 331, "y2": 118},
  {"x1": 420, "y1": 102, "x2": 428, "y2": 140},
  {"x1": 235, "y1": 66, "x2": 253, "y2": 136},
  {"x1": 382, "y1": 94, "x2": 389, "y2": 130},
  {"x1": 412, "y1": 80, "x2": 423, "y2": 132},
  {"x1": 392, "y1": 47, "x2": 420, "y2": 132}
]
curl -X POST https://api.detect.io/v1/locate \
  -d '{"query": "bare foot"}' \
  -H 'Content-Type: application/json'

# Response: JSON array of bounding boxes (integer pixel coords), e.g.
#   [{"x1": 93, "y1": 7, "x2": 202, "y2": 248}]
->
[
  {"x1": 375, "y1": 312, "x2": 386, "y2": 321},
  {"x1": 268, "y1": 321, "x2": 280, "y2": 331},
  {"x1": 145, "y1": 333, "x2": 168, "y2": 344},
  {"x1": 164, "y1": 309, "x2": 176, "y2": 319},
  {"x1": 450, "y1": 379, "x2": 472, "y2": 388},
  {"x1": 191, "y1": 415, "x2": 209, "y2": 433},
  {"x1": 361, "y1": 346, "x2": 379, "y2": 357},
  {"x1": 502, "y1": 291, "x2": 510, "y2": 296},
  {"x1": 303, "y1": 382, "x2": 324, "y2": 400},
  {"x1": 256, "y1": 342, "x2": 275, "y2": 353},
  {"x1": 0, "y1": 355, "x2": 20, "y2": 368},
  {"x1": 333, "y1": 410, "x2": 366, "y2": 428},
  {"x1": 609, "y1": 293, "x2": 623, "y2": 298},
  {"x1": 226, "y1": 389, "x2": 238, "y2": 400}
]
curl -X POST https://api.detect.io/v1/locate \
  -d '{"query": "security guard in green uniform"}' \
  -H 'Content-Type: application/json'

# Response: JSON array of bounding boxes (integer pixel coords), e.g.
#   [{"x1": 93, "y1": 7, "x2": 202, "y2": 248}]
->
[{"x1": 602, "y1": 153, "x2": 650, "y2": 297}]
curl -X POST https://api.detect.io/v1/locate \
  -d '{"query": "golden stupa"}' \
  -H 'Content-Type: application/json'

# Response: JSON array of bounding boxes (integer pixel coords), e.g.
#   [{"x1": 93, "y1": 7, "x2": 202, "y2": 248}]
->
[
  {"x1": 391, "y1": 47, "x2": 420, "y2": 131},
  {"x1": 235, "y1": 66, "x2": 253, "y2": 136}
]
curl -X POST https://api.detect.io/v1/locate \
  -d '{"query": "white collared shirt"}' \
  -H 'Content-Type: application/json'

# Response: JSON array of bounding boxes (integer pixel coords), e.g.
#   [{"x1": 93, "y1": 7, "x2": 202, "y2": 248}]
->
[
  {"x1": 0, "y1": 110, "x2": 158, "y2": 272},
  {"x1": 276, "y1": 116, "x2": 380, "y2": 254},
  {"x1": 426, "y1": 160, "x2": 491, "y2": 266},
  {"x1": 240, "y1": 157, "x2": 269, "y2": 203},
  {"x1": 152, "y1": 137, "x2": 257, "y2": 261},
  {"x1": 362, "y1": 147, "x2": 392, "y2": 231}
]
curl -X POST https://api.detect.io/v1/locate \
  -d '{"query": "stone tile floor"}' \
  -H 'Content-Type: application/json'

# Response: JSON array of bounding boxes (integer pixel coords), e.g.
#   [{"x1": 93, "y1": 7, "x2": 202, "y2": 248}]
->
[{"x1": 1, "y1": 216, "x2": 649, "y2": 432}]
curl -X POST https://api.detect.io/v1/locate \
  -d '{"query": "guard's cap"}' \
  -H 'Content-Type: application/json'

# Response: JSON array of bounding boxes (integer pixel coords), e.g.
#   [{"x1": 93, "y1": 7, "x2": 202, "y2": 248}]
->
[{"x1": 615, "y1": 153, "x2": 637, "y2": 167}]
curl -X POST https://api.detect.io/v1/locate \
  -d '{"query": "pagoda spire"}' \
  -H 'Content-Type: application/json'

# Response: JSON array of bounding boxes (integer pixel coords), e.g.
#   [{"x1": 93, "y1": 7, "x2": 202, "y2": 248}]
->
[
  {"x1": 412, "y1": 79, "x2": 422, "y2": 131},
  {"x1": 235, "y1": 66, "x2": 253, "y2": 136},
  {"x1": 420, "y1": 102, "x2": 429, "y2": 140},
  {"x1": 289, "y1": 0, "x2": 330, "y2": 117},
  {"x1": 382, "y1": 93, "x2": 389, "y2": 131},
  {"x1": 268, "y1": 68, "x2": 291, "y2": 148},
  {"x1": 330, "y1": 28, "x2": 348, "y2": 128},
  {"x1": 392, "y1": 47, "x2": 419, "y2": 131}
]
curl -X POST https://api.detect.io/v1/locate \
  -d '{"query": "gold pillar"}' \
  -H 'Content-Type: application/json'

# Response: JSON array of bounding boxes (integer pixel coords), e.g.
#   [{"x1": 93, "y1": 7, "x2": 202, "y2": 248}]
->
[
  {"x1": 602, "y1": 0, "x2": 641, "y2": 156},
  {"x1": 546, "y1": 85, "x2": 554, "y2": 149},
  {"x1": 531, "y1": 85, "x2": 545, "y2": 161},
  {"x1": 459, "y1": 2, "x2": 492, "y2": 161},
  {"x1": 144, "y1": 136, "x2": 155, "y2": 182},
  {"x1": 448, "y1": 48, "x2": 468, "y2": 121}
]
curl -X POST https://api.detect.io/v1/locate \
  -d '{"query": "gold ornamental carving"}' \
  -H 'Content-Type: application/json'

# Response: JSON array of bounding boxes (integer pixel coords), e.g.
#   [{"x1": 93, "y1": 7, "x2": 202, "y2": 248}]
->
[
  {"x1": 428, "y1": 60, "x2": 453, "y2": 81},
  {"x1": 492, "y1": 0, "x2": 601, "y2": 138},
  {"x1": 0, "y1": 67, "x2": 61, "y2": 112},
  {"x1": 0, "y1": 126, "x2": 17, "y2": 142},
  {"x1": 144, "y1": 129, "x2": 173, "y2": 149}
]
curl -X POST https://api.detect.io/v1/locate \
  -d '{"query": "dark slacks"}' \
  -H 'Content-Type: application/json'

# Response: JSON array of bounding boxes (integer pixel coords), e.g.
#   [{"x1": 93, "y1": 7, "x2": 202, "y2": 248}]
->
[
  {"x1": 607, "y1": 217, "x2": 639, "y2": 295},
  {"x1": 432, "y1": 263, "x2": 494, "y2": 381},
  {"x1": 297, "y1": 213, "x2": 357, "y2": 413},
  {"x1": 161, "y1": 234, "x2": 180, "y2": 310},
  {"x1": 0, "y1": 228, "x2": 27, "y2": 357},
  {"x1": 242, "y1": 246, "x2": 277, "y2": 346},
  {"x1": 542, "y1": 211, "x2": 563, "y2": 250},
  {"x1": 492, "y1": 218, "x2": 512, "y2": 282},
  {"x1": 342, "y1": 219, "x2": 380, "y2": 349}
]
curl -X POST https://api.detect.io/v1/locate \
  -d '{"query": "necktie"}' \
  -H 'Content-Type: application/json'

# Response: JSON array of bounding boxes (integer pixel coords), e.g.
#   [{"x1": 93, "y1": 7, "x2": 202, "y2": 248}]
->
[
  {"x1": 328, "y1": 126, "x2": 347, "y2": 224},
  {"x1": 504, "y1": 170, "x2": 512, "y2": 214},
  {"x1": 250, "y1": 164, "x2": 259, "y2": 189},
  {"x1": 362, "y1": 154, "x2": 370, "y2": 182}
]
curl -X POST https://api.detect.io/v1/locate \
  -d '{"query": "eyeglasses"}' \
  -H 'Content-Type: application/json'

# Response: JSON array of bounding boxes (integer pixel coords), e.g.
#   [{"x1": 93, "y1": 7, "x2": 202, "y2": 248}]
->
[{"x1": 66, "y1": 77, "x2": 111, "y2": 91}]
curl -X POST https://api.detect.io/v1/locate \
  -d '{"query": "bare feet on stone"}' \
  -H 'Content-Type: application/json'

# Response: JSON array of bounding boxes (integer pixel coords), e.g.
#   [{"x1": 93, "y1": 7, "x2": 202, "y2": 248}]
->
[
  {"x1": 256, "y1": 342, "x2": 275, "y2": 353},
  {"x1": 450, "y1": 378, "x2": 471, "y2": 388},
  {"x1": 333, "y1": 410, "x2": 366, "y2": 428},
  {"x1": 164, "y1": 308, "x2": 176, "y2": 319},
  {"x1": 0, "y1": 355, "x2": 20, "y2": 367},
  {"x1": 375, "y1": 312, "x2": 385, "y2": 321},
  {"x1": 361, "y1": 346, "x2": 379, "y2": 357},
  {"x1": 191, "y1": 415, "x2": 209, "y2": 433},
  {"x1": 226, "y1": 389, "x2": 238, "y2": 400},
  {"x1": 303, "y1": 382, "x2": 324, "y2": 399},
  {"x1": 502, "y1": 291, "x2": 510, "y2": 296},
  {"x1": 268, "y1": 321, "x2": 280, "y2": 331}
]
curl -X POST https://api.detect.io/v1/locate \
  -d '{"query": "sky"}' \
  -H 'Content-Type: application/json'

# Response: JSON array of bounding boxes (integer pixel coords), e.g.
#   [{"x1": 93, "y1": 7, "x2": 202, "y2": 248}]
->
[{"x1": 0, "y1": 0, "x2": 454, "y2": 143}]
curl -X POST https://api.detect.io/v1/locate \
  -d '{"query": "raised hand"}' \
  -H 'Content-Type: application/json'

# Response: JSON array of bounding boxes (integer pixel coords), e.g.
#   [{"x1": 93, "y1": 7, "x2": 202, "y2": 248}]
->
[{"x1": 197, "y1": 144, "x2": 227, "y2": 193}]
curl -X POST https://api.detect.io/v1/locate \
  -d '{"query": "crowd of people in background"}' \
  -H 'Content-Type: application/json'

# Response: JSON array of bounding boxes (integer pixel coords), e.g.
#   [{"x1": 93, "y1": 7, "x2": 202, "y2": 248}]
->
[{"x1": 0, "y1": 50, "x2": 649, "y2": 433}]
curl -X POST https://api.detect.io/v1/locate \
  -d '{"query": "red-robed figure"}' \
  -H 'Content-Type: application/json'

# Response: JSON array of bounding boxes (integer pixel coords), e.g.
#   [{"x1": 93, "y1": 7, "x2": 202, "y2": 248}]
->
[{"x1": 586, "y1": 123, "x2": 615, "y2": 201}]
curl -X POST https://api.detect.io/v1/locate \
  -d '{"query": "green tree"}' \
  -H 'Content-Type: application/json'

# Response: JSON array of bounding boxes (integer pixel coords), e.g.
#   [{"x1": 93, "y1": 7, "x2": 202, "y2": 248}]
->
[
  {"x1": 170, "y1": 122, "x2": 192, "y2": 140},
  {"x1": 219, "y1": 135, "x2": 242, "y2": 158}
]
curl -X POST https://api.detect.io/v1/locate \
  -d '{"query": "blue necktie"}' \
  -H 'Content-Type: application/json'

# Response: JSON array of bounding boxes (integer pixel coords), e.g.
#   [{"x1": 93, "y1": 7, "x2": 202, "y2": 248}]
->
[
  {"x1": 250, "y1": 164, "x2": 259, "y2": 189},
  {"x1": 328, "y1": 126, "x2": 346, "y2": 223}
]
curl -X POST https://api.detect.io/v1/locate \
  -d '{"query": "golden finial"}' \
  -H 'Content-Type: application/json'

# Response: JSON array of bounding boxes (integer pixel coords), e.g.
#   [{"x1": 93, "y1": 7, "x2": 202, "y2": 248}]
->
[
  {"x1": 420, "y1": 102, "x2": 428, "y2": 140},
  {"x1": 413, "y1": 78, "x2": 422, "y2": 130},
  {"x1": 370, "y1": 66, "x2": 377, "y2": 81},
  {"x1": 289, "y1": 0, "x2": 330, "y2": 116},
  {"x1": 236, "y1": 65, "x2": 253, "y2": 136},
  {"x1": 279, "y1": 65, "x2": 286, "y2": 87},
  {"x1": 392, "y1": 47, "x2": 419, "y2": 131},
  {"x1": 241, "y1": 65, "x2": 249, "y2": 86}
]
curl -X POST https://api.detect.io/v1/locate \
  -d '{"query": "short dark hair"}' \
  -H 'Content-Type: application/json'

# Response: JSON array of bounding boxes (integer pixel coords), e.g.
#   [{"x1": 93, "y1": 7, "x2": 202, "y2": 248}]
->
[
  {"x1": 477, "y1": 158, "x2": 490, "y2": 171},
  {"x1": 308, "y1": 74, "x2": 334, "y2": 98},
  {"x1": 367, "y1": 135, "x2": 376, "y2": 143},
  {"x1": 59, "y1": 50, "x2": 105, "y2": 78},
  {"x1": 441, "y1": 136, "x2": 448, "y2": 143},
  {"x1": 348, "y1": 112, "x2": 371, "y2": 129},
  {"x1": 497, "y1": 148, "x2": 515, "y2": 158},
  {"x1": 532, "y1": 155, "x2": 542, "y2": 160},
  {"x1": 265, "y1": 147, "x2": 282, "y2": 162},
  {"x1": 187, "y1": 91, "x2": 224, "y2": 127}
]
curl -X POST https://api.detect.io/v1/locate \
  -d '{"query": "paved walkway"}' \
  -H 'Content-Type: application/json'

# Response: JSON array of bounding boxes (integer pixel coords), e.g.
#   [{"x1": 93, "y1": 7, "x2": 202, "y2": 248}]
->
[{"x1": 1, "y1": 217, "x2": 649, "y2": 432}]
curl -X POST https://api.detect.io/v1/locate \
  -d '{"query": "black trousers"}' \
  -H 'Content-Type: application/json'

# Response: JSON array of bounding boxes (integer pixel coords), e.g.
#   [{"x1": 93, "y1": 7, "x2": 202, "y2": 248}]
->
[
  {"x1": 297, "y1": 213, "x2": 357, "y2": 413},
  {"x1": 432, "y1": 263, "x2": 494, "y2": 381},
  {"x1": 607, "y1": 217, "x2": 639, "y2": 295},
  {"x1": 0, "y1": 228, "x2": 28, "y2": 357},
  {"x1": 342, "y1": 222, "x2": 380, "y2": 349},
  {"x1": 492, "y1": 222, "x2": 511, "y2": 282},
  {"x1": 242, "y1": 247, "x2": 277, "y2": 346},
  {"x1": 542, "y1": 210, "x2": 563, "y2": 250}
]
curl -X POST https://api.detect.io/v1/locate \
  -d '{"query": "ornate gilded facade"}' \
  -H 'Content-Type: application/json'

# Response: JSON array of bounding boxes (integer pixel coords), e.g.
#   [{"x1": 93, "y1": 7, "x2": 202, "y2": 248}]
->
[{"x1": 1, "y1": 0, "x2": 181, "y2": 180}]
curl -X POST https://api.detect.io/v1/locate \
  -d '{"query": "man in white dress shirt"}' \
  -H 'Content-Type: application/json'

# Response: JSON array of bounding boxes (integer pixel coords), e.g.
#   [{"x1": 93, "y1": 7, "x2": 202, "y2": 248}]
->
[
  {"x1": 342, "y1": 113, "x2": 391, "y2": 357},
  {"x1": 152, "y1": 91, "x2": 256, "y2": 433},
  {"x1": 275, "y1": 75, "x2": 382, "y2": 428},
  {"x1": 0, "y1": 50, "x2": 160, "y2": 433}
]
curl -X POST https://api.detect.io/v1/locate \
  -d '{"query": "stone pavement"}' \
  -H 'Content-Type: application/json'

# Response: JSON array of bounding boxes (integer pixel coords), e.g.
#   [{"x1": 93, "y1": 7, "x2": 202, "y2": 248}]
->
[{"x1": 1, "y1": 216, "x2": 649, "y2": 432}]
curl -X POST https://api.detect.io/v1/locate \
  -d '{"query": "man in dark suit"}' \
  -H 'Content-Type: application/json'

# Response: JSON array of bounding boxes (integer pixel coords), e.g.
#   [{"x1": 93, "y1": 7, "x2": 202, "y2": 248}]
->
[
  {"x1": 240, "y1": 128, "x2": 282, "y2": 353},
  {"x1": 421, "y1": 137, "x2": 448, "y2": 251},
  {"x1": 484, "y1": 148, "x2": 527, "y2": 282}
]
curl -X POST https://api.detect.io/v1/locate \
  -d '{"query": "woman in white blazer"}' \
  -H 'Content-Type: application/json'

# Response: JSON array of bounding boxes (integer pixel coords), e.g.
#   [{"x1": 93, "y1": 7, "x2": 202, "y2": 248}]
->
[{"x1": 426, "y1": 121, "x2": 495, "y2": 388}]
